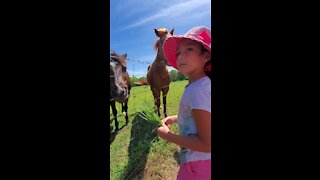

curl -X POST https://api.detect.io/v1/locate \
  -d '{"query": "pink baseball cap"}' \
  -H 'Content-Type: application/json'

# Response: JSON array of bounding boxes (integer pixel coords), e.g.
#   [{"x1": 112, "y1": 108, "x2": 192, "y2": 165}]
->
[{"x1": 162, "y1": 26, "x2": 211, "y2": 70}]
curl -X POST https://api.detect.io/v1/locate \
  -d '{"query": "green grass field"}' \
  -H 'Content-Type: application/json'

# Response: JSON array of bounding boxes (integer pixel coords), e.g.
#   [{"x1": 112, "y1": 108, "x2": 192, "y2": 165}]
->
[{"x1": 110, "y1": 80, "x2": 188, "y2": 180}]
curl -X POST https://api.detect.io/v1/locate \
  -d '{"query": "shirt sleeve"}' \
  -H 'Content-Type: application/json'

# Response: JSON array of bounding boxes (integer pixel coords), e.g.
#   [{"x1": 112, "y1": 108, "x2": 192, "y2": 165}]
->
[{"x1": 190, "y1": 85, "x2": 211, "y2": 113}]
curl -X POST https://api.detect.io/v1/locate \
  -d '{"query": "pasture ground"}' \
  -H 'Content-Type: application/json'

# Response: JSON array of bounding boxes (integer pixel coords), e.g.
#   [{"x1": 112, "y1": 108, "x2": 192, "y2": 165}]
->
[{"x1": 110, "y1": 80, "x2": 188, "y2": 180}]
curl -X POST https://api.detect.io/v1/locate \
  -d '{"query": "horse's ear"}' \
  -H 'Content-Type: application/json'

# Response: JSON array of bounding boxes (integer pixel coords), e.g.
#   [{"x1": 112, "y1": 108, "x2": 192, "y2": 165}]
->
[
  {"x1": 170, "y1": 28, "x2": 174, "y2": 35},
  {"x1": 122, "y1": 53, "x2": 127, "y2": 59},
  {"x1": 154, "y1": 28, "x2": 160, "y2": 37}
]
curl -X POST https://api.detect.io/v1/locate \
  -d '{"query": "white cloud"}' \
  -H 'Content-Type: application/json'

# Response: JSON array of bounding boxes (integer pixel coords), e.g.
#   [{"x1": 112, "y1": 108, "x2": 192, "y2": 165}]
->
[{"x1": 121, "y1": 0, "x2": 210, "y2": 30}]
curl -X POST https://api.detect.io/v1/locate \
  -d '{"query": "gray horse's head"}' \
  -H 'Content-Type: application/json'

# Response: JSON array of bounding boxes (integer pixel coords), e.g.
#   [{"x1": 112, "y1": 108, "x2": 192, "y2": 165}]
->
[{"x1": 110, "y1": 52, "x2": 130, "y2": 103}]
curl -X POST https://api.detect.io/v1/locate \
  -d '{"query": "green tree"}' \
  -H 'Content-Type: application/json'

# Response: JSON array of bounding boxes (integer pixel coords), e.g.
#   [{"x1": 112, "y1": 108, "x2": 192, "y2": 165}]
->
[
  {"x1": 130, "y1": 76, "x2": 138, "y2": 83},
  {"x1": 176, "y1": 72, "x2": 187, "y2": 81},
  {"x1": 170, "y1": 70, "x2": 187, "y2": 81},
  {"x1": 170, "y1": 70, "x2": 178, "y2": 81},
  {"x1": 137, "y1": 76, "x2": 146, "y2": 82}
]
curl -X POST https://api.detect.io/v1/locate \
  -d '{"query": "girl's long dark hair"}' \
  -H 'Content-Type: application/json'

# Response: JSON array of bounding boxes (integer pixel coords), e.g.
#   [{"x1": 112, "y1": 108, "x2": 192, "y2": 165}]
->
[
  {"x1": 201, "y1": 46, "x2": 212, "y2": 80},
  {"x1": 205, "y1": 63, "x2": 212, "y2": 80}
]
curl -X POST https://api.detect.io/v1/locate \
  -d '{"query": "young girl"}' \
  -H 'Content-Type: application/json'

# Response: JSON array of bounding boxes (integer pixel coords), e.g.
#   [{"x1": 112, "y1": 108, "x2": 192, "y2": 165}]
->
[{"x1": 157, "y1": 26, "x2": 211, "y2": 180}]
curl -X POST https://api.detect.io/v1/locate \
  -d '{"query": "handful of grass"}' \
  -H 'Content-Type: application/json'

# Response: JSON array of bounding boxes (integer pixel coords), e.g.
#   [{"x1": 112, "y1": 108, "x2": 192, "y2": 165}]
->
[{"x1": 137, "y1": 106, "x2": 162, "y2": 127}]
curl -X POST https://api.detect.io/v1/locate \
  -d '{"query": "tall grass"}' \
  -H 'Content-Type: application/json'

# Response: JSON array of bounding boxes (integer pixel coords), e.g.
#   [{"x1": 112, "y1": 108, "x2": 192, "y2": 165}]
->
[{"x1": 137, "y1": 104, "x2": 162, "y2": 128}]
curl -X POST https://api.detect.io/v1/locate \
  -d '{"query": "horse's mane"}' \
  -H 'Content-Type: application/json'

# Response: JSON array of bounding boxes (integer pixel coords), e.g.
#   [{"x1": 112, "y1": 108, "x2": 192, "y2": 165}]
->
[
  {"x1": 111, "y1": 51, "x2": 120, "y2": 57},
  {"x1": 153, "y1": 39, "x2": 160, "y2": 52}
]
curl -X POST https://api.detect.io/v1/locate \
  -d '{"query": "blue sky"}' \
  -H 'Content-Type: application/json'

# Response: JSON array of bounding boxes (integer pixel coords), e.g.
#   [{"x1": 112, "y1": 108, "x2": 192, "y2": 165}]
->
[{"x1": 110, "y1": 0, "x2": 211, "y2": 77}]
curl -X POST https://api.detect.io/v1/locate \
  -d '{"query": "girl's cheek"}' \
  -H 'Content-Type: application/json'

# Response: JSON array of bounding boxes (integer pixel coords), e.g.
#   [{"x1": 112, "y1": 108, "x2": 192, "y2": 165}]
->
[{"x1": 177, "y1": 56, "x2": 180, "y2": 64}]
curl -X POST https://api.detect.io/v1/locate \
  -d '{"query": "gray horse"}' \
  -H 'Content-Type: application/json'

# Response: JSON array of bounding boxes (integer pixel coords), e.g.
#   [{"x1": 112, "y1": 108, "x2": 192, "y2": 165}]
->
[{"x1": 110, "y1": 52, "x2": 131, "y2": 131}]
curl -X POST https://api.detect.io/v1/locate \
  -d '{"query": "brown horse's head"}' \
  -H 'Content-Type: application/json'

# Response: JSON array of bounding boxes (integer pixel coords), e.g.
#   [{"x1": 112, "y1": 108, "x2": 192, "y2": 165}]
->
[
  {"x1": 153, "y1": 28, "x2": 174, "y2": 66},
  {"x1": 110, "y1": 52, "x2": 130, "y2": 103}
]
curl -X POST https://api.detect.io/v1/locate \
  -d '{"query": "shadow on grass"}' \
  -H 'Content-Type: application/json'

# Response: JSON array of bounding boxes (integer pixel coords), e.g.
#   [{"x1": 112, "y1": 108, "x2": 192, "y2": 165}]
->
[
  {"x1": 121, "y1": 111, "x2": 159, "y2": 179},
  {"x1": 110, "y1": 117, "x2": 127, "y2": 145},
  {"x1": 174, "y1": 151, "x2": 181, "y2": 166}
]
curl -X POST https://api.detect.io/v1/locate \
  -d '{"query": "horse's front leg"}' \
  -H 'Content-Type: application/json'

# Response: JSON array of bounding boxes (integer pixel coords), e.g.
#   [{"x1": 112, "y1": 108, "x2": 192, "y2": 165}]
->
[
  {"x1": 152, "y1": 89, "x2": 161, "y2": 117},
  {"x1": 122, "y1": 102, "x2": 128, "y2": 125},
  {"x1": 162, "y1": 88, "x2": 169, "y2": 117},
  {"x1": 110, "y1": 100, "x2": 119, "y2": 131}
]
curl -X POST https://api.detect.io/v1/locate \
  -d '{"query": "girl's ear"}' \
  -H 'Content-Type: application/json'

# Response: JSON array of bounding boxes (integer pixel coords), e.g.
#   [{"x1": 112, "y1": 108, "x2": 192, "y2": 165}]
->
[{"x1": 203, "y1": 51, "x2": 211, "y2": 62}]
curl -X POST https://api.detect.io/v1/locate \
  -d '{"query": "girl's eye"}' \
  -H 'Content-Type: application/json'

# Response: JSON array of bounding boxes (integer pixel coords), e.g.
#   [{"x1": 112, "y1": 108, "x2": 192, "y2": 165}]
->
[{"x1": 187, "y1": 48, "x2": 193, "y2": 51}]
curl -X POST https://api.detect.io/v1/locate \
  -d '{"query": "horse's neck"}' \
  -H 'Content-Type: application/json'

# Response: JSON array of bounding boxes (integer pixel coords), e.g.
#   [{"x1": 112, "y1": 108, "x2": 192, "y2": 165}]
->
[
  {"x1": 153, "y1": 47, "x2": 166, "y2": 67},
  {"x1": 153, "y1": 59, "x2": 166, "y2": 70}
]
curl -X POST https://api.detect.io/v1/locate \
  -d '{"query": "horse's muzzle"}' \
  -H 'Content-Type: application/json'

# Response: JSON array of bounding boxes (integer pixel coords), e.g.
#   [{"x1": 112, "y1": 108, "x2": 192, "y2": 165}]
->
[{"x1": 110, "y1": 87, "x2": 129, "y2": 103}]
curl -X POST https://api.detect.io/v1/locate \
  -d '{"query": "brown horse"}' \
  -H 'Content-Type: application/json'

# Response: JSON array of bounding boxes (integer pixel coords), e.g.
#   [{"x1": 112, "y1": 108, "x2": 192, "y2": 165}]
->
[
  {"x1": 147, "y1": 28, "x2": 174, "y2": 117},
  {"x1": 110, "y1": 52, "x2": 131, "y2": 131}
]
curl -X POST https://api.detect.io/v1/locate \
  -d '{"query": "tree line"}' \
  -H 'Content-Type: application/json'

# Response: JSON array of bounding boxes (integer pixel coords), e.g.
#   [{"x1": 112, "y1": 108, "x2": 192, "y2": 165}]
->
[{"x1": 130, "y1": 70, "x2": 187, "y2": 86}]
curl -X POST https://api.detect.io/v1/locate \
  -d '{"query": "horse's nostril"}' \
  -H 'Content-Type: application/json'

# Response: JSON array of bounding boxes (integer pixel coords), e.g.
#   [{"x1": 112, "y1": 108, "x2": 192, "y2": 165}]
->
[
  {"x1": 120, "y1": 89, "x2": 126, "y2": 96},
  {"x1": 118, "y1": 89, "x2": 123, "y2": 95}
]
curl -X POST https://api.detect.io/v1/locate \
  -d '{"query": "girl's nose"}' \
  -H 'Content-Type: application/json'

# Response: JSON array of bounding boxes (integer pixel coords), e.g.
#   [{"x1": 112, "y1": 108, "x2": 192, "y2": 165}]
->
[{"x1": 177, "y1": 54, "x2": 183, "y2": 62}]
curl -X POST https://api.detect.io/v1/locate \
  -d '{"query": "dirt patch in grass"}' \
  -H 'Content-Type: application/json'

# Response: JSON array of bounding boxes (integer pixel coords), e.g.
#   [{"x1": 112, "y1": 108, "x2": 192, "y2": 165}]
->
[{"x1": 142, "y1": 164, "x2": 179, "y2": 180}]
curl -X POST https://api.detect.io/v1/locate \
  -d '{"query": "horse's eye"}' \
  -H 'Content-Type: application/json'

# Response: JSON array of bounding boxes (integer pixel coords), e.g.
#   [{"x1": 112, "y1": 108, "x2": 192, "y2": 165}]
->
[{"x1": 122, "y1": 67, "x2": 126, "y2": 72}]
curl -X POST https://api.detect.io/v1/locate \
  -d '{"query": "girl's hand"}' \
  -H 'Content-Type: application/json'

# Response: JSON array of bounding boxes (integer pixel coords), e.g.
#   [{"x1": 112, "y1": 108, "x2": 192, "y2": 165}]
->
[
  {"x1": 157, "y1": 124, "x2": 170, "y2": 139},
  {"x1": 157, "y1": 115, "x2": 177, "y2": 139},
  {"x1": 161, "y1": 115, "x2": 177, "y2": 127}
]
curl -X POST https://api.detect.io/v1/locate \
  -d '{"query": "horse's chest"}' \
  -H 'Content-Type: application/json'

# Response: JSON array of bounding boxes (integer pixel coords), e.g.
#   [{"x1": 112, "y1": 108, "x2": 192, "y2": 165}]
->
[{"x1": 149, "y1": 69, "x2": 169, "y2": 80}]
